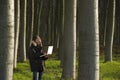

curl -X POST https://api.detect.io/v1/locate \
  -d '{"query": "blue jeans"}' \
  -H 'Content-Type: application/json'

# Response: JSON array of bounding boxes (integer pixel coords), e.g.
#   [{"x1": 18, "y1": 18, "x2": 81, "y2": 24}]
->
[{"x1": 33, "y1": 72, "x2": 43, "y2": 80}]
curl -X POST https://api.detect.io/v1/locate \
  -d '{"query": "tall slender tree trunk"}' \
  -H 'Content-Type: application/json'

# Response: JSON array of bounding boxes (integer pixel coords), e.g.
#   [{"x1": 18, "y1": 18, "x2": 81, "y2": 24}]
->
[
  {"x1": 99, "y1": 0, "x2": 108, "y2": 46},
  {"x1": 61, "y1": 0, "x2": 77, "y2": 79},
  {"x1": 104, "y1": 0, "x2": 116, "y2": 62},
  {"x1": 37, "y1": 0, "x2": 43, "y2": 35},
  {"x1": 33, "y1": 0, "x2": 42, "y2": 36},
  {"x1": 50, "y1": 0, "x2": 55, "y2": 45},
  {"x1": 26, "y1": 0, "x2": 34, "y2": 57},
  {"x1": 0, "y1": 0, "x2": 14, "y2": 80},
  {"x1": 58, "y1": 0, "x2": 64, "y2": 61},
  {"x1": 78, "y1": 0, "x2": 99, "y2": 80},
  {"x1": 115, "y1": 0, "x2": 120, "y2": 46},
  {"x1": 14, "y1": 0, "x2": 20, "y2": 68},
  {"x1": 40, "y1": 0, "x2": 50, "y2": 45},
  {"x1": 18, "y1": 0, "x2": 27, "y2": 62},
  {"x1": 103, "y1": 0, "x2": 109, "y2": 46}
]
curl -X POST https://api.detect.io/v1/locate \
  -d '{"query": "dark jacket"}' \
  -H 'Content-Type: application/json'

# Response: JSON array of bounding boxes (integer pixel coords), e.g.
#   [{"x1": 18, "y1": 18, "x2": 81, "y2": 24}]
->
[{"x1": 28, "y1": 42, "x2": 48, "y2": 72}]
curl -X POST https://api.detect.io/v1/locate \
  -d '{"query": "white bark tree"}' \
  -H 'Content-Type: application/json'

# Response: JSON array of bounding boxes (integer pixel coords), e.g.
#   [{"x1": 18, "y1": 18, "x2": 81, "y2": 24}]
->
[
  {"x1": 78, "y1": 0, "x2": 99, "y2": 80},
  {"x1": 14, "y1": 0, "x2": 20, "y2": 68},
  {"x1": 104, "y1": 0, "x2": 116, "y2": 62},
  {"x1": 61, "y1": 0, "x2": 77, "y2": 79},
  {"x1": 0, "y1": 0, "x2": 14, "y2": 80},
  {"x1": 18, "y1": 0, "x2": 27, "y2": 62}
]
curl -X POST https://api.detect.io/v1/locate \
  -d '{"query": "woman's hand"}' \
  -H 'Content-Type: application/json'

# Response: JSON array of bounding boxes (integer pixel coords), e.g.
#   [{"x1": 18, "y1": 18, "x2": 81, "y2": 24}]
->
[{"x1": 43, "y1": 51, "x2": 48, "y2": 58}]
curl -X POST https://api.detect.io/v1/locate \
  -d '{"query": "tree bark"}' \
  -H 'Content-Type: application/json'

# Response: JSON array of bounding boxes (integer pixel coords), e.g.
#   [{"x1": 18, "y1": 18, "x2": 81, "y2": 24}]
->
[
  {"x1": 14, "y1": 0, "x2": 20, "y2": 68},
  {"x1": 58, "y1": 0, "x2": 64, "y2": 61},
  {"x1": 78, "y1": 0, "x2": 99, "y2": 80},
  {"x1": 104, "y1": 0, "x2": 116, "y2": 62},
  {"x1": 61, "y1": 0, "x2": 77, "y2": 79},
  {"x1": 18, "y1": 0, "x2": 27, "y2": 62},
  {"x1": 33, "y1": 0, "x2": 41, "y2": 36},
  {"x1": 26, "y1": 0, "x2": 34, "y2": 57},
  {"x1": 0, "y1": 0, "x2": 14, "y2": 80},
  {"x1": 39, "y1": 0, "x2": 50, "y2": 45}
]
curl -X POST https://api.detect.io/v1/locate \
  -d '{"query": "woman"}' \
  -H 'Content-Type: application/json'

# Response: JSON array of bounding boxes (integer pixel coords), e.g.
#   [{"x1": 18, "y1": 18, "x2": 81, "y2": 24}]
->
[{"x1": 28, "y1": 35, "x2": 48, "y2": 80}]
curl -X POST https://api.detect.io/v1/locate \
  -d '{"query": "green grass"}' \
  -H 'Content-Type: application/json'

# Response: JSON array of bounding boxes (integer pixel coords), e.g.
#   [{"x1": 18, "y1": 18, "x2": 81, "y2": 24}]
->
[
  {"x1": 13, "y1": 61, "x2": 32, "y2": 80},
  {"x1": 100, "y1": 61, "x2": 120, "y2": 80},
  {"x1": 13, "y1": 57, "x2": 120, "y2": 80},
  {"x1": 13, "y1": 59, "x2": 62, "y2": 80},
  {"x1": 42, "y1": 59, "x2": 62, "y2": 80}
]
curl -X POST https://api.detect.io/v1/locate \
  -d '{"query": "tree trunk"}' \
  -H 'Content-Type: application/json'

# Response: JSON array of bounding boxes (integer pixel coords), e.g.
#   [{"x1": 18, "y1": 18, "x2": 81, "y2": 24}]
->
[
  {"x1": 104, "y1": 0, "x2": 116, "y2": 62},
  {"x1": 40, "y1": 0, "x2": 50, "y2": 45},
  {"x1": 18, "y1": 0, "x2": 27, "y2": 62},
  {"x1": 61, "y1": 0, "x2": 77, "y2": 79},
  {"x1": 26, "y1": 0, "x2": 34, "y2": 57},
  {"x1": 114, "y1": 0, "x2": 120, "y2": 46},
  {"x1": 116, "y1": 0, "x2": 120, "y2": 46},
  {"x1": 78, "y1": 0, "x2": 99, "y2": 80},
  {"x1": 49, "y1": 0, "x2": 55, "y2": 45},
  {"x1": 33, "y1": 0, "x2": 41, "y2": 36},
  {"x1": 14, "y1": 0, "x2": 20, "y2": 68},
  {"x1": 0, "y1": 0, "x2": 14, "y2": 80},
  {"x1": 99, "y1": 0, "x2": 109, "y2": 46},
  {"x1": 58, "y1": 0, "x2": 64, "y2": 61}
]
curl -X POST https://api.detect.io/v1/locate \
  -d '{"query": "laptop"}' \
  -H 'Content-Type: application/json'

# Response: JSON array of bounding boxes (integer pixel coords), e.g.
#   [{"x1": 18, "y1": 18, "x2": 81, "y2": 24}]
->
[
  {"x1": 40, "y1": 46, "x2": 53, "y2": 57},
  {"x1": 47, "y1": 46, "x2": 53, "y2": 55}
]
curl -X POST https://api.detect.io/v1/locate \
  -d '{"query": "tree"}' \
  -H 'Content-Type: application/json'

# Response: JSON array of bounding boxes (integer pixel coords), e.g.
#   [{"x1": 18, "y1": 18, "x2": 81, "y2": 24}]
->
[
  {"x1": 39, "y1": 0, "x2": 50, "y2": 45},
  {"x1": 33, "y1": 0, "x2": 41, "y2": 35},
  {"x1": 18, "y1": 0, "x2": 27, "y2": 62},
  {"x1": 0, "y1": 0, "x2": 14, "y2": 80},
  {"x1": 58, "y1": 0, "x2": 64, "y2": 63},
  {"x1": 14, "y1": 0, "x2": 20, "y2": 68},
  {"x1": 114, "y1": 0, "x2": 120, "y2": 46},
  {"x1": 99, "y1": 0, "x2": 109, "y2": 46},
  {"x1": 26, "y1": 0, "x2": 34, "y2": 57},
  {"x1": 61, "y1": 0, "x2": 77, "y2": 79},
  {"x1": 104, "y1": 0, "x2": 116, "y2": 62},
  {"x1": 77, "y1": 0, "x2": 99, "y2": 80}
]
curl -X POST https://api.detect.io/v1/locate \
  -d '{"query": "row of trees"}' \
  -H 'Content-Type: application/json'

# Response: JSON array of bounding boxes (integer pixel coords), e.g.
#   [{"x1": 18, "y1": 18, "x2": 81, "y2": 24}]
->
[{"x1": 0, "y1": 0, "x2": 119, "y2": 80}]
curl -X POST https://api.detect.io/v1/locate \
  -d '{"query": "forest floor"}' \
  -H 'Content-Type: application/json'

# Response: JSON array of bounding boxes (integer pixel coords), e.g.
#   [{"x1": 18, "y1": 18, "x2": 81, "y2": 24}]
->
[{"x1": 13, "y1": 54, "x2": 120, "y2": 80}]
